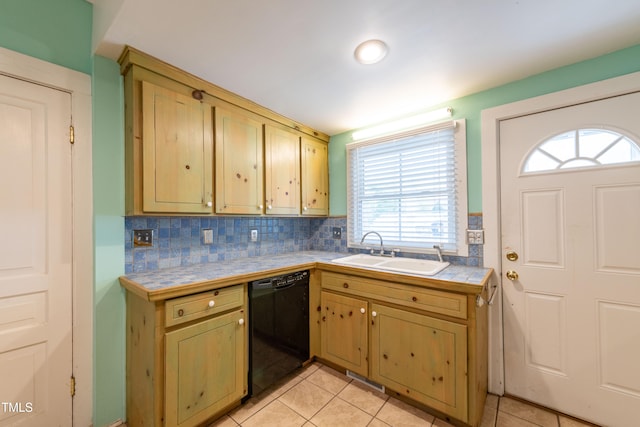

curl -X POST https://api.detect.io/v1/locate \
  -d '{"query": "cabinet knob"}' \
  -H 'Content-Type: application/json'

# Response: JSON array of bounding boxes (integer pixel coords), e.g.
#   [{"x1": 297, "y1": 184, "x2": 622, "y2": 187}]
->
[
  {"x1": 360, "y1": 307, "x2": 366, "y2": 314},
  {"x1": 259, "y1": 205, "x2": 263, "y2": 210},
  {"x1": 206, "y1": 201, "x2": 213, "y2": 207},
  {"x1": 303, "y1": 206, "x2": 308, "y2": 211},
  {"x1": 208, "y1": 300, "x2": 215, "y2": 308},
  {"x1": 268, "y1": 205, "x2": 273, "y2": 210},
  {"x1": 372, "y1": 311, "x2": 377, "y2": 317},
  {"x1": 238, "y1": 318, "x2": 245, "y2": 325}
]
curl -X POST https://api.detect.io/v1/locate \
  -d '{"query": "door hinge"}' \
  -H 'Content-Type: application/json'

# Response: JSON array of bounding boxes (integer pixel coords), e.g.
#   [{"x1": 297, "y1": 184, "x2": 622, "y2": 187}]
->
[
  {"x1": 70, "y1": 375, "x2": 76, "y2": 397},
  {"x1": 69, "y1": 125, "x2": 75, "y2": 144}
]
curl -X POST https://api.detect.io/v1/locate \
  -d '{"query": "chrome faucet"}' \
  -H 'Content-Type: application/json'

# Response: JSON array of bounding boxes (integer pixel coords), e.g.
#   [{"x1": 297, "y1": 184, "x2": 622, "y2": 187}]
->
[
  {"x1": 360, "y1": 231, "x2": 384, "y2": 256},
  {"x1": 433, "y1": 245, "x2": 444, "y2": 262}
]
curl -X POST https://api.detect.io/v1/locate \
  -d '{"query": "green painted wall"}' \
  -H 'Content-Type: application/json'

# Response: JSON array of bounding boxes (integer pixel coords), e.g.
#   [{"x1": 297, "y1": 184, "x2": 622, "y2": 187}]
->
[
  {"x1": 329, "y1": 44, "x2": 640, "y2": 215},
  {"x1": 92, "y1": 55, "x2": 126, "y2": 427},
  {"x1": 0, "y1": 1, "x2": 126, "y2": 426},
  {"x1": 0, "y1": 0, "x2": 91, "y2": 74}
]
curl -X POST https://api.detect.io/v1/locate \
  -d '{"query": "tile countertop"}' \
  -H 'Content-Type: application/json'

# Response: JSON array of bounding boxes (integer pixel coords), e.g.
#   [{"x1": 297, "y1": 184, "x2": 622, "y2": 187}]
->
[{"x1": 119, "y1": 250, "x2": 493, "y2": 302}]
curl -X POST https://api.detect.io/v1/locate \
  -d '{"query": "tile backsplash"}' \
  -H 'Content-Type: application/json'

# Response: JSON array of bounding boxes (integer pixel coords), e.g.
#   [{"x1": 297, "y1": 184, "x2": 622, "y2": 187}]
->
[{"x1": 125, "y1": 215, "x2": 483, "y2": 273}]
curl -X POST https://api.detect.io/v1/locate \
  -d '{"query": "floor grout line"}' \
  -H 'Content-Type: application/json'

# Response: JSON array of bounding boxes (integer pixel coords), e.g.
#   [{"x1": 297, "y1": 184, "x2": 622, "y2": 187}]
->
[{"x1": 211, "y1": 362, "x2": 600, "y2": 427}]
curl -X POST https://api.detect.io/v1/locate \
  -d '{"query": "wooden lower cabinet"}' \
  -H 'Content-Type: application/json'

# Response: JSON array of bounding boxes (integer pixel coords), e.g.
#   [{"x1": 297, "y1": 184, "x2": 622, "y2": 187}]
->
[
  {"x1": 370, "y1": 303, "x2": 468, "y2": 422},
  {"x1": 317, "y1": 270, "x2": 487, "y2": 426},
  {"x1": 165, "y1": 309, "x2": 246, "y2": 427},
  {"x1": 125, "y1": 284, "x2": 248, "y2": 427},
  {"x1": 320, "y1": 291, "x2": 368, "y2": 376}
]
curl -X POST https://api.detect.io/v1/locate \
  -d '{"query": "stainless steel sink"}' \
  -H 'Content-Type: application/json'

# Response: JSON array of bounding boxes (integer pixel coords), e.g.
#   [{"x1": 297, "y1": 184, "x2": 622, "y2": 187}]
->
[{"x1": 331, "y1": 254, "x2": 449, "y2": 276}]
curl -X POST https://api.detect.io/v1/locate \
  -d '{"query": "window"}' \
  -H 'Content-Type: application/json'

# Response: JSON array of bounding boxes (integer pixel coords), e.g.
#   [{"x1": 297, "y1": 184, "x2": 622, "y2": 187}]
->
[
  {"x1": 347, "y1": 120, "x2": 468, "y2": 255},
  {"x1": 523, "y1": 128, "x2": 640, "y2": 173}
]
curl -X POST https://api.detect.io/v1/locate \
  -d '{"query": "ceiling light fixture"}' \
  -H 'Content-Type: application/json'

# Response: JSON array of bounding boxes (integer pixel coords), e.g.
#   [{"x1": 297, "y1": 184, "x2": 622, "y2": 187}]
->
[
  {"x1": 351, "y1": 107, "x2": 453, "y2": 141},
  {"x1": 354, "y1": 39, "x2": 388, "y2": 65}
]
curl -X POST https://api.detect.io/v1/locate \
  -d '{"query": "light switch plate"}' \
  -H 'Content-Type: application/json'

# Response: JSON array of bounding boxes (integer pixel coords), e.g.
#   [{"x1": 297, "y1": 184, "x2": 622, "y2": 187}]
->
[
  {"x1": 202, "y1": 229, "x2": 213, "y2": 244},
  {"x1": 250, "y1": 229, "x2": 258, "y2": 242},
  {"x1": 466, "y1": 229, "x2": 484, "y2": 245},
  {"x1": 133, "y1": 229, "x2": 153, "y2": 247}
]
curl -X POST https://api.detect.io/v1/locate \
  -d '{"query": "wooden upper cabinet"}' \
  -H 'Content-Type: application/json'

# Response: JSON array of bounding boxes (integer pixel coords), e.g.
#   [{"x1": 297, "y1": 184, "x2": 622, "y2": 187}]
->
[
  {"x1": 141, "y1": 81, "x2": 213, "y2": 213},
  {"x1": 214, "y1": 105, "x2": 264, "y2": 214},
  {"x1": 301, "y1": 137, "x2": 329, "y2": 215},
  {"x1": 264, "y1": 125, "x2": 301, "y2": 215},
  {"x1": 119, "y1": 46, "x2": 330, "y2": 216}
]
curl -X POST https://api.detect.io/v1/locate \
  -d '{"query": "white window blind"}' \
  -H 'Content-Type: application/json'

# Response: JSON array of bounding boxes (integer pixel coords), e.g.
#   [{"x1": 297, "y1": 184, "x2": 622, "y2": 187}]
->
[{"x1": 347, "y1": 120, "x2": 467, "y2": 254}]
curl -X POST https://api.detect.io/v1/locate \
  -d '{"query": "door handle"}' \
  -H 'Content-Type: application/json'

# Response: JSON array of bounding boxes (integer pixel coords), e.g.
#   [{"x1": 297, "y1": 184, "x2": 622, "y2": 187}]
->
[
  {"x1": 506, "y1": 251, "x2": 519, "y2": 261},
  {"x1": 506, "y1": 270, "x2": 519, "y2": 281}
]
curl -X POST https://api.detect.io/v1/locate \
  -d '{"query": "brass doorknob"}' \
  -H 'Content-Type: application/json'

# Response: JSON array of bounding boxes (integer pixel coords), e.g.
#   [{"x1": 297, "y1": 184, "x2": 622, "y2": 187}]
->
[
  {"x1": 506, "y1": 270, "x2": 519, "y2": 281},
  {"x1": 506, "y1": 251, "x2": 519, "y2": 261}
]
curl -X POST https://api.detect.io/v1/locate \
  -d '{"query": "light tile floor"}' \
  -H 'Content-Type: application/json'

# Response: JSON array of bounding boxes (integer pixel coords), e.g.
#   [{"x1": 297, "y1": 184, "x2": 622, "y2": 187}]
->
[{"x1": 210, "y1": 362, "x2": 599, "y2": 427}]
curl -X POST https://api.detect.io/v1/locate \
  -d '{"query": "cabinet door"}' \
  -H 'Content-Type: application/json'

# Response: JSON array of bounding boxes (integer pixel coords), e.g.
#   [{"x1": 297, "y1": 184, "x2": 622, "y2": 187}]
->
[
  {"x1": 141, "y1": 81, "x2": 213, "y2": 213},
  {"x1": 165, "y1": 310, "x2": 247, "y2": 427},
  {"x1": 301, "y1": 137, "x2": 329, "y2": 215},
  {"x1": 320, "y1": 291, "x2": 368, "y2": 376},
  {"x1": 370, "y1": 303, "x2": 468, "y2": 422},
  {"x1": 264, "y1": 125, "x2": 300, "y2": 215},
  {"x1": 215, "y1": 106, "x2": 264, "y2": 214}
]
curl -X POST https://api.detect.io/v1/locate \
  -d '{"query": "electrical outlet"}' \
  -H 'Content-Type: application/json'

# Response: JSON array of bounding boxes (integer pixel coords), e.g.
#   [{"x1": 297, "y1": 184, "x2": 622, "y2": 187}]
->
[
  {"x1": 250, "y1": 229, "x2": 258, "y2": 242},
  {"x1": 133, "y1": 229, "x2": 153, "y2": 247},
  {"x1": 332, "y1": 227, "x2": 342, "y2": 239},
  {"x1": 466, "y1": 229, "x2": 485, "y2": 245},
  {"x1": 202, "y1": 229, "x2": 213, "y2": 244}
]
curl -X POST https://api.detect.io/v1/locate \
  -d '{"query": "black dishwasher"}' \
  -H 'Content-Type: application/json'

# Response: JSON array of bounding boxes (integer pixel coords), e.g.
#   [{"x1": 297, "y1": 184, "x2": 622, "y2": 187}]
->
[{"x1": 248, "y1": 270, "x2": 310, "y2": 397}]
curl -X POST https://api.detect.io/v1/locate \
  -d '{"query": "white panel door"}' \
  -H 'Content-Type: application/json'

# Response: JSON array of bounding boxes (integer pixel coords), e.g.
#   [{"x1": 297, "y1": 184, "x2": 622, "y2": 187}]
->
[
  {"x1": 500, "y1": 91, "x2": 640, "y2": 427},
  {"x1": 0, "y1": 74, "x2": 73, "y2": 426}
]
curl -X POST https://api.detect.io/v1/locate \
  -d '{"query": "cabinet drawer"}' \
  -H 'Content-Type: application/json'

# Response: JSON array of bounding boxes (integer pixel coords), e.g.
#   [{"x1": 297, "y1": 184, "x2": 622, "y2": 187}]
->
[
  {"x1": 165, "y1": 284, "x2": 244, "y2": 327},
  {"x1": 322, "y1": 272, "x2": 467, "y2": 320}
]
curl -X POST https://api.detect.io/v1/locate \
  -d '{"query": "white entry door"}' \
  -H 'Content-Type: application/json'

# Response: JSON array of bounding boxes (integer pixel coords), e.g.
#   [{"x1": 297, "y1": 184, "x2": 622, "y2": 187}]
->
[
  {"x1": 0, "y1": 74, "x2": 73, "y2": 426},
  {"x1": 500, "y1": 91, "x2": 640, "y2": 427}
]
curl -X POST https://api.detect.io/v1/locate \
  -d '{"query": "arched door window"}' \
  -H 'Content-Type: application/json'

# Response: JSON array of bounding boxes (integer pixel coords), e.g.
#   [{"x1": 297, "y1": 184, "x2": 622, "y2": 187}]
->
[{"x1": 523, "y1": 128, "x2": 640, "y2": 173}]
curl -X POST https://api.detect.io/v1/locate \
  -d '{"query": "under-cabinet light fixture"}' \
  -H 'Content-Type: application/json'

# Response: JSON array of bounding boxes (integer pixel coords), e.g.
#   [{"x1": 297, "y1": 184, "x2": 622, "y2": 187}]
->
[{"x1": 351, "y1": 107, "x2": 453, "y2": 141}]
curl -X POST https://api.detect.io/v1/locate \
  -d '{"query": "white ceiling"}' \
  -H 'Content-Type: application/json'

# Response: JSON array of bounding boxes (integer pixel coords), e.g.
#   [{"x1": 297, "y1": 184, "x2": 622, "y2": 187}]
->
[{"x1": 90, "y1": 0, "x2": 640, "y2": 136}]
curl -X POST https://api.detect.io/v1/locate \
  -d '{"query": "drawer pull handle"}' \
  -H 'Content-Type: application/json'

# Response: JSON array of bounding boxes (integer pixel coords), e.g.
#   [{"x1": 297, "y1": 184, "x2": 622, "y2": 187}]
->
[
  {"x1": 208, "y1": 300, "x2": 215, "y2": 308},
  {"x1": 372, "y1": 311, "x2": 377, "y2": 317},
  {"x1": 343, "y1": 283, "x2": 349, "y2": 288},
  {"x1": 412, "y1": 296, "x2": 417, "y2": 302},
  {"x1": 360, "y1": 307, "x2": 366, "y2": 314},
  {"x1": 238, "y1": 318, "x2": 245, "y2": 325},
  {"x1": 214, "y1": 290, "x2": 219, "y2": 296},
  {"x1": 177, "y1": 309, "x2": 184, "y2": 317}
]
